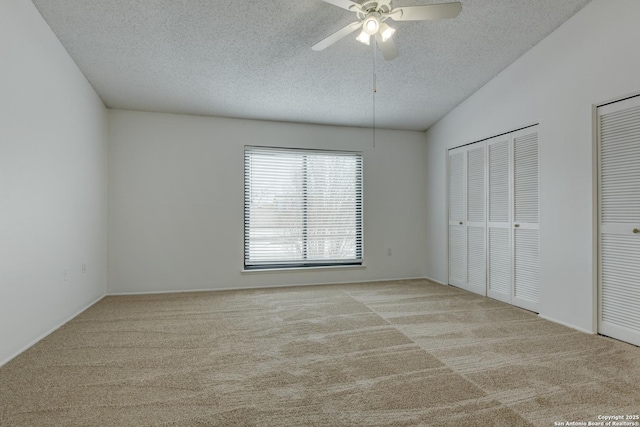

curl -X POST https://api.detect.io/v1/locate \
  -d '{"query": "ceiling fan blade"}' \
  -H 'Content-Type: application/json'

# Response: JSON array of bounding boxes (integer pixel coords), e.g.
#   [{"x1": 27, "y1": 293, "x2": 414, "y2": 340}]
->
[
  {"x1": 375, "y1": 33, "x2": 399, "y2": 61},
  {"x1": 321, "y1": 0, "x2": 361, "y2": 11},
  {"x1": 312, "y1": 21, "x2": 362, "y2": 51},
  {"x1": 390, "y1": 2, "x2": 461, "y2": 21}
]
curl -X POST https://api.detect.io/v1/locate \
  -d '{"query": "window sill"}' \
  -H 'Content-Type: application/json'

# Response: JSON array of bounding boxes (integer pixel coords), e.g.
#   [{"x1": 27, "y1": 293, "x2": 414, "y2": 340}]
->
[{"x1": 241, "y1": 264, "x2": 366, "y2": 274}]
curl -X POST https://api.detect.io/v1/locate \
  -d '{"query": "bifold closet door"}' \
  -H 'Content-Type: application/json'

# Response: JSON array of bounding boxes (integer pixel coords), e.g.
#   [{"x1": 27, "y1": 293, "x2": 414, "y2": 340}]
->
[
  {"x1": 448, "y1": 147, "x2": 466, "y2": 288},
  {"x1": 465, "y1": 143, "x2": 486, "y2": 295},
  {"x1": 485, "y1": 127, "x2": 539, "y2": 309},
  {"x1": 512, "y1": 128, "x2": 540, "y2": 312},
  {"x1": 598, "y1": 96, "x2": 640, "y2": 347},
  {"x1": 449, "y1": 127, "x2": 538, "y2": 307},
  {"x1": 448, "y1": 143, "x2": 486, "y2": 295},
  {"x1": 486, "y1": 136, "x2": 512, "y2": 304}
]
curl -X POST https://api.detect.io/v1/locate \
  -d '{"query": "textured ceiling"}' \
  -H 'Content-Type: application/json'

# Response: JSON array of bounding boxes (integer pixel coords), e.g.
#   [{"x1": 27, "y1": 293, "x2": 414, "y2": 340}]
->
[{"x1": 31, "y1": 0, "x2": 591, "y2": 131}]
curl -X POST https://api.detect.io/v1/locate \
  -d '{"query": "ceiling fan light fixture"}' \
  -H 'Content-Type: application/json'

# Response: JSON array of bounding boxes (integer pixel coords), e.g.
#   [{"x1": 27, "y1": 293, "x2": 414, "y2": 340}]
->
[
  {"x1": 379, "y1": 22, "x2": 396, "y2": 42},
  {"x1": 363, "y1": 15, "x2": 380, "y2": 35},
  {"x1": 356, "y1": 30, "x2": 371, "y2": 45}
]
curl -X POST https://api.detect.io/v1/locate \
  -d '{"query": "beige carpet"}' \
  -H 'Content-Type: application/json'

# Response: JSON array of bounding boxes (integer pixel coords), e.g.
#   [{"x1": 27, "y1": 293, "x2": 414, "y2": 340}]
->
[{"x1": 1, "y1": 279, "x2": 639, "y2": 426}]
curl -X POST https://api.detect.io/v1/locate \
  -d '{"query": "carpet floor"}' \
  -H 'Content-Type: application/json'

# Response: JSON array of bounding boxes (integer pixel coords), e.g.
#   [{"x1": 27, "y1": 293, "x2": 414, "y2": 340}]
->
[{"x1": 1, "y1": 279, "x2": 639, "y2": 426}]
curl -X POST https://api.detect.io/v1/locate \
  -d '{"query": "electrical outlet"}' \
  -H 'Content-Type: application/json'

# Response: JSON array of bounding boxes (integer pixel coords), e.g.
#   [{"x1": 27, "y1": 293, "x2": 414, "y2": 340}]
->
[
  {"x1": 387, "y1": 248, "x2": 392, "y2": 256},
  {"x1": 82, "y1": 263, "x2": 86, "y2": 273},
  {"x1": 63, "y1": 268, "x2": 68, "y2": 281}
]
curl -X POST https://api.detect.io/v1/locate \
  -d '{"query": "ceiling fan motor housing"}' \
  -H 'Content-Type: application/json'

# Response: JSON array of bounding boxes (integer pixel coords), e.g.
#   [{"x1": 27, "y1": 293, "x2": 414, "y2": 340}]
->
[{"x1": 357, "y1": 1, "x2": 392, "y2": 19}]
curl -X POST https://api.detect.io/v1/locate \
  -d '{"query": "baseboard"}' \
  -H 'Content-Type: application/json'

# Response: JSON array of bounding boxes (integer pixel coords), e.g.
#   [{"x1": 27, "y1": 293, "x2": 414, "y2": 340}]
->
[
  {"x1": 537, "y1": 314, "x2": 596, "y2": 335},
  {"x1": 424, "y1": 276, "x2": 448, "y2": 286},
  {"x1": 107, "y1": 276, "x2": 431, "y2": 296},
  {"x1": 425, "y1": 277, "x2": 449, "y2": 286},
  {"x1": 0, "y1": 294, "x2": 105, "y2": 368}
]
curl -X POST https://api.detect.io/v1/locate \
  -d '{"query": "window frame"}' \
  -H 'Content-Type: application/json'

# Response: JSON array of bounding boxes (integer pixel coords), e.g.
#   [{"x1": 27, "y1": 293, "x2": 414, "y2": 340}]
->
[{"x1": 243, "y1": 146, "x2": 363, "y2": 270}]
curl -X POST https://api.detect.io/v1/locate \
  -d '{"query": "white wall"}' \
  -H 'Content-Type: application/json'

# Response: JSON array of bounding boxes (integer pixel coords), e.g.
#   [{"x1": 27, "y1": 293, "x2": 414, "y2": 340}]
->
[
  {"x1": 108, "y1": 110, "x2": 428, "y2": 293},
  {"x1": 0, "y1": 0, "x2": 107, "y2": 365},
  {"x1": 425, "y1": 0, "x2": 640, "y2": 333}
]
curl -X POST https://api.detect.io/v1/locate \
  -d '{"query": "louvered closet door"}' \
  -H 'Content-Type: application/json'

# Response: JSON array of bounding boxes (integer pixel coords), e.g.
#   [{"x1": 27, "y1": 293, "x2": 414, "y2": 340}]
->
[
  {"x1": 598, "y1": 96, "x2": 640, "y2": 347},
  {"x1": 512, "y1": 127, "x2": 540, "y2": 312},
  {"x1": 448, "y1": 146, "x2": 466, "y2": 288},
  {"x1": 465, "y1": 143, "x2": 487, "y2": 296},
  {"x1": 486, "y1": 136, "x2": 512, "y2": 304}
]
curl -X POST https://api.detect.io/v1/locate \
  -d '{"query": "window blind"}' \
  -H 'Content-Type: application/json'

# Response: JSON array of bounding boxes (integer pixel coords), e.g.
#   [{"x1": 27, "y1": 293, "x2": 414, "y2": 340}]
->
[{"x1": 244, "y1": 146, "x2": 363, "y2": 269}]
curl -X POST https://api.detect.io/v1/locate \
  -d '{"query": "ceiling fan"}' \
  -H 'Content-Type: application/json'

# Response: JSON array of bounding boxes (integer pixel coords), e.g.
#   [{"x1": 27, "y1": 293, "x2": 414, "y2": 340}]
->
[{"x1": 312, "y1": 0, "x2": 462, "y2": 60}]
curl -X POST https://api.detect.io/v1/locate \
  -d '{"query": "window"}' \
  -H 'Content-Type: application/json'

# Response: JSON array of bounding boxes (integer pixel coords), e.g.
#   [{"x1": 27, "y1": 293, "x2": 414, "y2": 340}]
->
[{"x1": 244, "y1": 146, "x2": 363, "y2": 269}]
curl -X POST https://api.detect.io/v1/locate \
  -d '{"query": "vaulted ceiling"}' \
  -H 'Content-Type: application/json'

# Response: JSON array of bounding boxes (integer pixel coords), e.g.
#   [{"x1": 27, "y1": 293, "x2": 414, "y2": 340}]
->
[{"x1": 31, "y1": 0, "x2": 592, "y2": 131}]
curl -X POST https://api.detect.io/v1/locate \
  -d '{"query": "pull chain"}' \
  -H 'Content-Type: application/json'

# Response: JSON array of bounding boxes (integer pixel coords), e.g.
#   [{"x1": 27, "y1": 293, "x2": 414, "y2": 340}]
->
[{"x1": 372, "y1": 37, "x2": 377, "y2": 149}]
